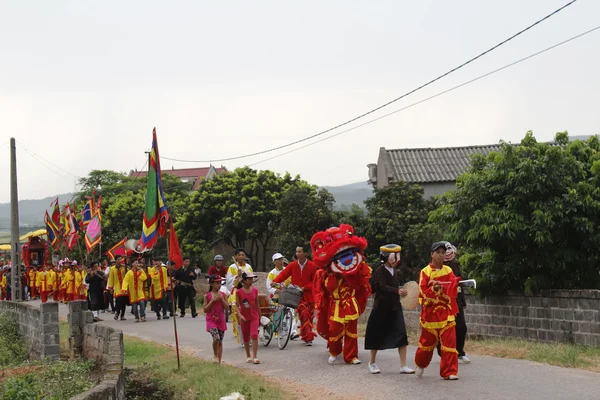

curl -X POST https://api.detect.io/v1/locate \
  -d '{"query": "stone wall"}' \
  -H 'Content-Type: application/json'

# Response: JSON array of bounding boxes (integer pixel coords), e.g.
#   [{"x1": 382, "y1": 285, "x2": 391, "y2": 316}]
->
[
  {"x1": 360, "y1": 290, "x2": 600, "y2": 346},
  {"x1": 0, "y1": 301, "x2": 60, "y2": 360},
  {"x1": 68, "y1": 301, "x2": 125, "y2": 400}
]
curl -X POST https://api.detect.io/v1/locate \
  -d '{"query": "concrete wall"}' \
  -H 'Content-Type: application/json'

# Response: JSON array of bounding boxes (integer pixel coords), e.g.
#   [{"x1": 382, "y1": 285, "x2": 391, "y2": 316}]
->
[
  {"x1": 360, "y1": 290, "x2": 600, "y2": 346},
  {"x1": 68, "y1": 301, "x2": 125, "y2": 400},
  {"x1": 0, "y1": 301, "x2": 60, "y2": 360},
  {"x1": 422, "y1": 181, "x2": 457, "y2": 198}
]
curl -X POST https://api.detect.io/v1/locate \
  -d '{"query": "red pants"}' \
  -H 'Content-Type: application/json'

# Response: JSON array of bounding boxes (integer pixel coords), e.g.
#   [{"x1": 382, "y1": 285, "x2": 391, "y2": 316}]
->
[
  {"x1": 40, "y1": 291, "x2": 49, "y2": 303},
  {"x1": 30, "y1": 286, "x2": 37, "y2": 298},
  {"x1": 328, "y1": 319, "x2": 359, "y2": 363},
  {"x1": 297, "y1": 299, "x2": 316, "y2": 342},
  {"x1": 415, "y1": 322, "x2": 458, "y2": 378},
  {"x1": 58, "y1": 289, "x2": 66, "y2": 302},
  {"x1": 240, "y1": 317, "x2": 259, "y2": 343}
]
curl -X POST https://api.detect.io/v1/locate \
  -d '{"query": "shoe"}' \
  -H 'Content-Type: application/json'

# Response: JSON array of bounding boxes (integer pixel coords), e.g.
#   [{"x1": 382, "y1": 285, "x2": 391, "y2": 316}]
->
[
  {"x1": 135, "y1": 319, "x2": 140, "y2": 323},
  {"x1": 157, "y1": 315, "x2": 162, "y2": 320},
  {"x1": 305, "y1": 341, "x2": 313, "y2": 346},
  {"x1": 400, "y1": 366, "x2": 415, "y2": 374},
  {"x1": 114, "y1": 315, "x2": 118, "y2": 321},
  {"x1": 416, "y1": 367, "x2": 424, "y2": 377},
  {"x1": 192, "y1": 313, "x2": 198, "y2": 318},
  {"x1": 163, "y1": 315, "x2": 170, "y2": 319},
  {"x1": 368, "y1": 363, "x2": 381, "y2": 374},
  {"x1": 459, "y1": 355, "x2": 471, "y2": 364},
  {"x1": 351, "y1": 359, "x2": 361, "y2": 365},
  {"x1": 328, "y1": 355, "x2": 337, "y2": 364},
  {"x1": 291, "y1": 333, "x2": 300, "y2": 340},
  {"x1": 120, "y1": 317, "x2": 126, "y2": 321},
  {"x1": 445, "y1": 375, "x2": 459, "y2": 380},
  {"x1": 180, "y1": 314, "x2": 185, "y2": 318}
]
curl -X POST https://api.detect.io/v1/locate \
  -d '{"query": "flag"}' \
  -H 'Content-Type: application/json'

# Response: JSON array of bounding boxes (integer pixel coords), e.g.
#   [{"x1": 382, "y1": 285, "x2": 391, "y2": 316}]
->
[
  {"x1": 106, "y1": 237, "x2": 127, "y2": 260},
  {"x1": 168, "y1": 220, "x2": 183, "y2": 269},
  {"x1": 51, "y1": 198, "x2": 61, "y2": 226},
  {"x1": 81, "y1": 198, "x2": 93, "y2": 228},
  {"x1": 44, "y1": 211, "x2": 60, "y2": 249},
  {"x1": 63, "y1": 204, "x2": 79, "y2": 250},
  {"x1": 84, "y1": 204, "x2": 102, "y2": 253},
  {"x1": 139, "y1": 128, "x2": 169, "y2": 251}
]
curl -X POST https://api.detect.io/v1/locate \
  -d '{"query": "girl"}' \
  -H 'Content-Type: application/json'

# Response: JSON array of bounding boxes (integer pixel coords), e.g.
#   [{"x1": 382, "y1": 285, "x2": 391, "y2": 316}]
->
[
  {"x1": 236, "y1": 272, "x2": 260, "y2": 364},
  {"x1": 204, "y1": 274, "x2": 229, "y2": 363}
]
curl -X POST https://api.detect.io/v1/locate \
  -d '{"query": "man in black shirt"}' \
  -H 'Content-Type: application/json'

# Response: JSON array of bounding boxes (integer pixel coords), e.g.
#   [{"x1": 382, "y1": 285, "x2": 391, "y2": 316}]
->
[{"x1": 174, "y1": 256, "x2": 197, "y2": 318}]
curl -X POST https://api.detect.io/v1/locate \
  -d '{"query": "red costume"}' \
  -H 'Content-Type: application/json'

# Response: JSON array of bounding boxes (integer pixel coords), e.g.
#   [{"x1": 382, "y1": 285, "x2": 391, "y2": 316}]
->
[
  {"x1": 273, "y1": 258, "x2": 317, "y2": 342},
  {"x1": 311, "y1": 224, "x2": 371, "y2": 364},
  {"x1": 414, "y1": 263, "x2": 460, "y2": 378}
]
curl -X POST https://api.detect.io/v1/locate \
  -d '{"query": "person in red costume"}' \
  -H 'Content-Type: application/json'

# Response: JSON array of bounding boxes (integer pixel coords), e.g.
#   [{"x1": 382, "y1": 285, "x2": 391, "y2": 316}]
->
[
  {"x1": 415, "y1": 241, "x2": 461, "y2": 380},
  {"x1": 311, "y1": 224, "x2": 371, "y2": 365},
  {"x1": 271, "y1": 245, "x2": 317, "y2": 345}
]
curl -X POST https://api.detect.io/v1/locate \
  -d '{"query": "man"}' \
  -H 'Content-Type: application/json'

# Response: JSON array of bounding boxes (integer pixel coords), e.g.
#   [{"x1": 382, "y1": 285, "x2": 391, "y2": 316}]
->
[
  {"x1": 174, "y1": 256, "x2": 197, "y2": 318},
  {"x1": 102, "y1": 259, "x2": 115, "y2": 313},
  {"x1": 108, "y1": 257, "x2": 129, "y2": 321},
  {"x1": 36, "y1": 264, "x2": 52, "y2": 303},
  {"x1": 225, "y1": 249, "x2": 253, "y2": 293},
  {"x1": 28, "y1": 266, "x2": 38, "y2": 300},
  {"x1": 267, "y1": 253, "x2": 299, "y2": 339},
  {"x1": 414, "y1": 241, "x2": 461, "y2": 380},
  {"x1": 46, "y1": 263, "x2": 57, "y2": 302},
  {"x1": 208, "y1": 255, "x2": 227, "y2": 279},
  {"x1": 85, "y1": 262, "x2": 106, "y2": 322},
  {"x1": 166, "y1": 261, "x2": 175, "y2": 317},
  {"x1": 272, "y1": 246, "x2": 317, "y2": 345},
  {"x1": 149, "y1": 258, "x2": 170, "y2": 320},
  {"x1": 122, "y1": 260, "x2": 148, "y2": 322}
]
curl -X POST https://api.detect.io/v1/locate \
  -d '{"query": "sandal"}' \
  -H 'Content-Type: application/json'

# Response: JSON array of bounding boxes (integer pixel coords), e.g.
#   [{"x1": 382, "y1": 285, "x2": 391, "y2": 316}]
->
[
  {"x1": 246, "y1": 357, "x2": 253, "y2": 363},
  {"x1": 253, "y1": 359, "x2": 260, "y2": 364}
]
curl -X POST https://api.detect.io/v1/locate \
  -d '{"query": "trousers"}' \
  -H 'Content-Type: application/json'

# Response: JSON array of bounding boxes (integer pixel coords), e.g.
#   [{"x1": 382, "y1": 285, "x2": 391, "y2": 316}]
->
[
  {"x1": 437, "y1": 308, "x2": 467, "y2": 357},
  {"x1": 178, "y1": 286, "x2": 196, "y2": 316},
  {"x1": 328, "y1": 319, "x2": 359, "y2": 363},
  {"x1": 415, "y1": 321, "x2": 458, "y2": 378},
  {"x1": 132, "y1": 301, "x2": 146, "y2": 319},
  {"x1": 115, "y1": 295, "x2": 128, "y2": 318},
  {"x1": 297, "y1": 299, "x2": 316, "y2": 342}
]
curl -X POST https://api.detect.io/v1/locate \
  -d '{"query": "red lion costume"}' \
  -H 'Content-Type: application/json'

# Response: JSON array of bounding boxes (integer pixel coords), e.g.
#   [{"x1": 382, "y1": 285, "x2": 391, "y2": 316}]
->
[{"x1": 311, "y1": 224, "x2": 371, "y2": 364}]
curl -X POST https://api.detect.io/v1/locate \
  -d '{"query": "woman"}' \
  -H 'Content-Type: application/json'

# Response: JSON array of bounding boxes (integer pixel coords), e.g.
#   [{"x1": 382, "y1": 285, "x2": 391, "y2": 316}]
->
[{"x1": 364, "y1": 244, "x2": 416, "y2": 374}]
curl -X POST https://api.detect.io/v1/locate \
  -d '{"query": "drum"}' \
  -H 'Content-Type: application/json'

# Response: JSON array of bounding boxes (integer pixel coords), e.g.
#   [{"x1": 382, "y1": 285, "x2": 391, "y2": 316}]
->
[
  {"x1": 258, "y1": 294, "x2": 272, "y2": 317},
  {"x1": 400, "y1": 280, "x2": 420, "y2": 310}
]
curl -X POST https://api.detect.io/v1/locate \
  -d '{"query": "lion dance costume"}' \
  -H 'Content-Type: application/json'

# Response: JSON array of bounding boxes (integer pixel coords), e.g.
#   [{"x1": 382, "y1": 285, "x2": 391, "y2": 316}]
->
[{"x1": 311, "y1": 224, "x2": 371, "y2": 364}]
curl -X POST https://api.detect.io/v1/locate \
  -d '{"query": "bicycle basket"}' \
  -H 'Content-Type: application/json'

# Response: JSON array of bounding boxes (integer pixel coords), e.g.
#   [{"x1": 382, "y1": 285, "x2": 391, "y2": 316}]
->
[{"x1": 279, "y1": 286, "x2": 303, "y2": 309}]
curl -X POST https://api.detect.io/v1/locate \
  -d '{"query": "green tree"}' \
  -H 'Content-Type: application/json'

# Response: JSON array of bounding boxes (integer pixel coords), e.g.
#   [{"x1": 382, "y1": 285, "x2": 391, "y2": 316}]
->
[{"x1": 435, "y1": 131, "x2": 600, "y2": 295}]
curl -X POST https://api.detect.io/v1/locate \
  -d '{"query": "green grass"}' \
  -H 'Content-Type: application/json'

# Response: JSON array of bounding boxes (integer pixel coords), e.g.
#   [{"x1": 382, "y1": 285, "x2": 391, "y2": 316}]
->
[
  {"x1": 0, "y1": 314, "x2": 28, "y2": 367},
  {"x1": 123, "y1": 336, "x2": 288, "y2": 400}
]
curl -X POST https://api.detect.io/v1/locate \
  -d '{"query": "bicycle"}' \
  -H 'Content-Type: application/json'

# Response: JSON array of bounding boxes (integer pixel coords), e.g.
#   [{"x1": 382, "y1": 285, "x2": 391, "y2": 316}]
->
[{"x1": 259, "y1": 285, "x2": 301, "y2": 350}]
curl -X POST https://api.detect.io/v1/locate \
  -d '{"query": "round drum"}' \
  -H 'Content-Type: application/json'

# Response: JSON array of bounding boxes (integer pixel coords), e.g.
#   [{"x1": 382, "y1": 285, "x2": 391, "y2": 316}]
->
[{"x1": 400, "y1": 281, "x2": 420, "y2": 310}]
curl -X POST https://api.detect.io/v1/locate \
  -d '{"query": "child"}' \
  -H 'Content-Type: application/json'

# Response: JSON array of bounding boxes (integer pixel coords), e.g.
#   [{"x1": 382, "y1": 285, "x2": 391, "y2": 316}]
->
[
  {"x1": 236, "y1": 272, "x2": 260, "y2": 364},
  {"x1": 204, "y1": 274, "x2": 229, "y2": 363}
]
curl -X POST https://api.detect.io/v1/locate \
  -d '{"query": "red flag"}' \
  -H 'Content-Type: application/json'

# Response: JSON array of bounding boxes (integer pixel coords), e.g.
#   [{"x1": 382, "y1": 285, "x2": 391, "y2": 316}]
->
[{"x1": 169, "y1": 220, "x2": 184, "y2": 270}]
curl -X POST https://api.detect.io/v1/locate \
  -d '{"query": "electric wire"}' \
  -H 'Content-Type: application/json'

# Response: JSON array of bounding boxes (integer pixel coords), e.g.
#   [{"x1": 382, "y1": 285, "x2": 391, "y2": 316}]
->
[
  {"x1": 247, "y1": 25, "x2": 600, "y2": 167},
  {"x1": 162, "y1": 0, "x2": 580, "y2": 164}
]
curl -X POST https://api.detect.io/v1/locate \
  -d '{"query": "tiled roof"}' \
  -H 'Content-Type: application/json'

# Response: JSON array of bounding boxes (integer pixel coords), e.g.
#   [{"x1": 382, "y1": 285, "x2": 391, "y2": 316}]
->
[
  {"x1": 129, "y1": 167, "x2": 226, "y2": 179},
  {"x1": 384, "y1": 144, "x2": 502, "y2": 183}
]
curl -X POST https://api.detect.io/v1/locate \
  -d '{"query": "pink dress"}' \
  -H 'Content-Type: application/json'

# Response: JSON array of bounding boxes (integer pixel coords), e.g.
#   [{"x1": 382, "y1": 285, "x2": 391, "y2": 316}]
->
[{"x1": 206, "y1": 292, "x2": 227, "y2": 332}]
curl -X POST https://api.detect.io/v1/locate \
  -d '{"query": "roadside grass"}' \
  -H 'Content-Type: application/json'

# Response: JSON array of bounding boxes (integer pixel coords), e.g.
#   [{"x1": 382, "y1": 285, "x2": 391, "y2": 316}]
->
[
  {"x1": 123, "y1": 335, "x2": 289, "y2": 400},
  {"x1": 357, "y1": 321, "x2": 600, "y2": 372}
]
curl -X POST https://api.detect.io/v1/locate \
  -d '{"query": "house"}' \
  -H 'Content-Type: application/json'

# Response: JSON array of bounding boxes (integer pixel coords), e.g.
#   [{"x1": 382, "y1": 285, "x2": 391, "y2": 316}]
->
[
  {"x1": 129, "y1": 165, "x2": 228, "y2": 190},
  {"x1": 367, "y1": 144, "x2": 502, "y2": 198}
]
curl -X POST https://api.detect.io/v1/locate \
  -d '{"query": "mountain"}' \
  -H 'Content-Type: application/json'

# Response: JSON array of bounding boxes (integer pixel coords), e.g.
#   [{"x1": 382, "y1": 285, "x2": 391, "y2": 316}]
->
[
  {"x1": 321, "y1": 181, "x2": 373, "y2": 209},
  {"x1": 0, "y1": 193, "x2": 74, "y2": 229}
]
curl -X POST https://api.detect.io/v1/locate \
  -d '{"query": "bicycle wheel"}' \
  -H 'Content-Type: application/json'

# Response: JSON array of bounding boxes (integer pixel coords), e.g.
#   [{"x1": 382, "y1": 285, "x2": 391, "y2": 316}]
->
[
  {"x1": 277, "y1": 307, "x2": 294, "y2": 350},
  {"x1": 263, "y1": 321, "x2": 274, "y2": 346}
]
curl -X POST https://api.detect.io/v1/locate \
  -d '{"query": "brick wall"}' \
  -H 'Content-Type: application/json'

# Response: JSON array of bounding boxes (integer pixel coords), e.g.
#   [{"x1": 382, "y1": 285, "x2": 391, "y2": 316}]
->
[
  {"x1": 68, "y1": 301, "x2": 125, "y2": 400},
  {"x1": 0, "y1": 301, "x2": 60, "y2": 360},
  {"x1": 360, "y1": 289, "x2": 600, "y2": 346}
]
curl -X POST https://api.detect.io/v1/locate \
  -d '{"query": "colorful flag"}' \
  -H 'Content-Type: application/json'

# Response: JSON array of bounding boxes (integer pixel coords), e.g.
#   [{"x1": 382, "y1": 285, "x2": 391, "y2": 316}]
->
[
  {"x1": 63, "y1": 204, "x2": 79, "y2": 250},
  {"x1": 51, "y1": 198, "x2": 61, "y2": 226},
  {"x1": 44, "y1": 211, "x2": 60, "y2": 249},
  {"x1": 168, "y1": 220, "x2": 183, "y2": 270},
  {"x1": 139, "y1": 128, "x2": 169, "y2": 251},
  {"x1": 106, "y1": 237, "x2": 127, "y2": 260},
  {"x1": 84, "y1": 204, "x2": 102, "y2": 253},
  {"x1": 81, "y1": 199, "x2": 93, "y2": 228}
]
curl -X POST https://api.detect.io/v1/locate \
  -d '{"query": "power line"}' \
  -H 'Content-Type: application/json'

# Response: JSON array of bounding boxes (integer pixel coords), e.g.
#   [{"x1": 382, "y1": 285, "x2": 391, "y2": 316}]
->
[
  {"x1": 162, "y1": 0, "x2": 579, "y2": 164},
  {"x1": 18, "y1": 141, "x2": 79, "y2": 178},
  {"x1": 21, "y1": 147, "x2": 74, "y2": 182},
  {"x1": 248, "y1": 25, "x2": 600, "y2": 167}
]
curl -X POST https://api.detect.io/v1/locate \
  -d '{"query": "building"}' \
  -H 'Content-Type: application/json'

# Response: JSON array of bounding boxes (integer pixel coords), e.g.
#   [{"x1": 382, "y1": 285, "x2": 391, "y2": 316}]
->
[
  {"x1": 367, "y1": 144, "x2": 502, "y2": 198},
  {"x1": 129, "y1": 165, "x2": 228, "y2": 190}
]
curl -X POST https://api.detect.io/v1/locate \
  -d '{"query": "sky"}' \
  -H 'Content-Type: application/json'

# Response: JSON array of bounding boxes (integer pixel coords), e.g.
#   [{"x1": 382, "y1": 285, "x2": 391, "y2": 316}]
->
[{"x1": 0, "y1": 0, "x2": 599, "y2": 203}]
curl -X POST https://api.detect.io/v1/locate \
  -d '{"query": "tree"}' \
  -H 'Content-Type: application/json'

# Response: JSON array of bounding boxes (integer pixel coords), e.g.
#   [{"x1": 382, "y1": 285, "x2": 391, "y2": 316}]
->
[
  {"x1": 363, "y1": 181, "x2": 436, "y2": 268},
  {"x1": 434, "y1": 131, "x2": 600, "y2": 295}
]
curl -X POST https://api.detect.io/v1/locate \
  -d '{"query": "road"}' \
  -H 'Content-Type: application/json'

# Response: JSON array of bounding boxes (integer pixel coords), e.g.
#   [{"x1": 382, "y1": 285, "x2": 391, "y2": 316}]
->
[{"x1": 36, "y1": 300, "x2": 600, "y2": 400}]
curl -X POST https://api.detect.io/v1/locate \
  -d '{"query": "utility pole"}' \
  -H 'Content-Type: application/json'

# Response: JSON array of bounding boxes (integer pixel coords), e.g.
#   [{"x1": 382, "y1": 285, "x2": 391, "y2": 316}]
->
[{"x1": 10, "y1": 138, "x2": 22, "y2": 301}]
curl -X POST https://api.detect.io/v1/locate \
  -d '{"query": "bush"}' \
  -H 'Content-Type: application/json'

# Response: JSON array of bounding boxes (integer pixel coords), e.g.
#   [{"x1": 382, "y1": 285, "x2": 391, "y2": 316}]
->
[{"x1": 0, "y1": 313, "x2": 28, "y2": 367}]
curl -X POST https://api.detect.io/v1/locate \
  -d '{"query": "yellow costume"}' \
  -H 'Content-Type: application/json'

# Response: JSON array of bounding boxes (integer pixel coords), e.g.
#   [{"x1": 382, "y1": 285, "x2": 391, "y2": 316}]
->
[
  {"x1": 108, "y1": 265, "x2": 128, "y2": 297},
  {"x1": 122, "y1": 269, "x2": 148, "y2": 303},
  {"x1": 149, "y1": 266, "x2": 169, "y2": 300}
]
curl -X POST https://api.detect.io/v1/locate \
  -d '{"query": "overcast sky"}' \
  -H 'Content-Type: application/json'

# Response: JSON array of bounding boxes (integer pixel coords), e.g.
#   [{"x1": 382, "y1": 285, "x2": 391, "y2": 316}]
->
[{"x1": 1, "y1": 0, "x2": 599, "y2": 203}]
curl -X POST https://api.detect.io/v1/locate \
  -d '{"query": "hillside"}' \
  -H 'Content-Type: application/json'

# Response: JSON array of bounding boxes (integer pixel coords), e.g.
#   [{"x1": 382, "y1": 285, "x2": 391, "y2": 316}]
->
[
  {"x1": 321, "y1": 181, "x2": 373, "y2": 209},
  {"x1": 0, "y1": 193, "x2": 74, "y2": 229}
]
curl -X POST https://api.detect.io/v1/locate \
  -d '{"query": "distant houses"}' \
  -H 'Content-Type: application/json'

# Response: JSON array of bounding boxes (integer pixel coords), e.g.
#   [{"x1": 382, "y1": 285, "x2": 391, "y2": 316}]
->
[
  {"x1": 129, "y1": 166, "x2": 228, "y2": 190},
  {"x1": 367, "y1": 144, "x2": 501, "y2": 198}
]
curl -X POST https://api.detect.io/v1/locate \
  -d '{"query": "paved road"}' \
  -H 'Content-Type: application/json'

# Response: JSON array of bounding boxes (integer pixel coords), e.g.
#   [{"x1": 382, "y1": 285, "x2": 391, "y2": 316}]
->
[{"x1": 38, "y1": 300, "x2": 600, "y2": 400}]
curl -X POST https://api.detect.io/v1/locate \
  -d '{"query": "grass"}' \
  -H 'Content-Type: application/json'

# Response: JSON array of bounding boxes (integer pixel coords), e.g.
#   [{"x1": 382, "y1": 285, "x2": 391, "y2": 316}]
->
[
  {"x1": 357, "y1": 321, "x2": 600, "y2": 372},
  {"x1": 123, "y1": 335, "x2": 289, "y2": 400}
]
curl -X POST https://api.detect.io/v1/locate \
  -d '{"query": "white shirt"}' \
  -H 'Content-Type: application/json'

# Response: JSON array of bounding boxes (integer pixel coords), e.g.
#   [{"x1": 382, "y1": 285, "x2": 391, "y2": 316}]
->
[
  {"x1": 298, "y1": 259, "x2": 307, "y2": 273},
  {"x1": 385, "y1": 265, "x2": 395, "y2": 276}
]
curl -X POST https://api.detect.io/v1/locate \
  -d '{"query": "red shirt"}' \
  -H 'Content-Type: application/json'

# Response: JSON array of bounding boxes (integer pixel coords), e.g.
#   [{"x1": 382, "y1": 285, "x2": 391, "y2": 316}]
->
[
  {"x1": 237, "y1": 286, "x2": 259, "y2": 321},
  {"x1": 207, "y1": 265, "x2": 227, "y2": 279},
  {"x1": 273, "y1": 259, "x2": 317, "y2": 303}
]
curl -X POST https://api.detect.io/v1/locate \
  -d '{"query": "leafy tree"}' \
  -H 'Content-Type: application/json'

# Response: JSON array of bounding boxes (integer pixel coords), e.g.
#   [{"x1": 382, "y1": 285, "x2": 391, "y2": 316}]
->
[
  {"x1": 435, "y1": 131, "x2": 600, "y2": 295},
  {"x1": 363, "y1": 181, "x2": 436, "y2": 268}
]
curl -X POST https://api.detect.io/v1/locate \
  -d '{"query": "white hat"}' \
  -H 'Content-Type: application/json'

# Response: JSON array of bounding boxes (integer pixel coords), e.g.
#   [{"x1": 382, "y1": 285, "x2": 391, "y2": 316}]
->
[{"x1": 272, "y1": 253, "x2": 284, "y2": 261}]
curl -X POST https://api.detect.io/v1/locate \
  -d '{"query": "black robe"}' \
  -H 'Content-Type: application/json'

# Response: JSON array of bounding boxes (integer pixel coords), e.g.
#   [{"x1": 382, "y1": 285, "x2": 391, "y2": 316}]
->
[
  {"x1": 85, "y1": 270, "x2": 106, "y2": 311},
  {"x1": 364, "y1": 264, "x2": 408, "y2": 350}
]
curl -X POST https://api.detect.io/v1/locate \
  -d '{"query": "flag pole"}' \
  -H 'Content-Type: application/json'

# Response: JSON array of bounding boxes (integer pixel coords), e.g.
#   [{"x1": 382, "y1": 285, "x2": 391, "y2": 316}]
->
[{"x1": 166, "y1": 222, "x2": 181, "y2": 370}]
